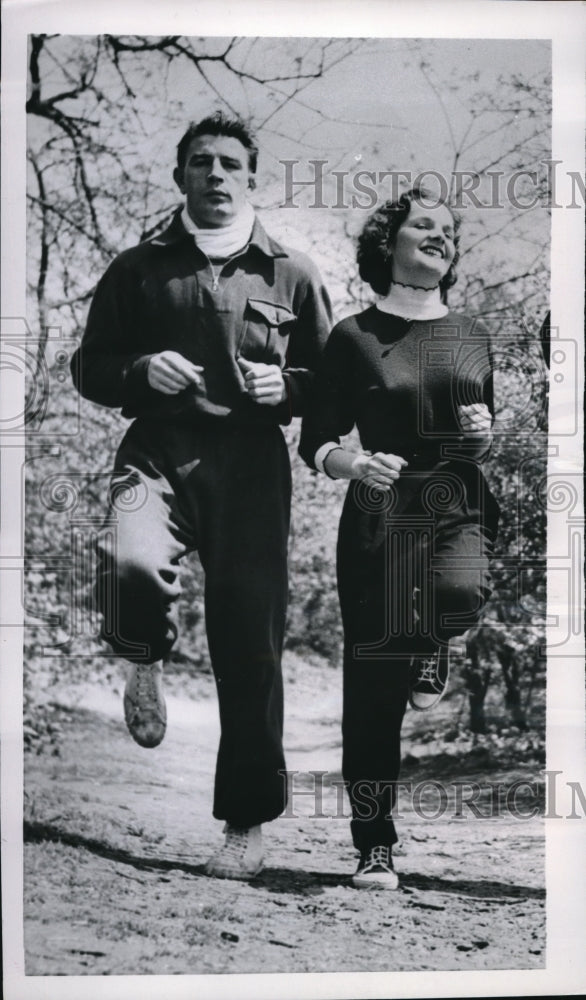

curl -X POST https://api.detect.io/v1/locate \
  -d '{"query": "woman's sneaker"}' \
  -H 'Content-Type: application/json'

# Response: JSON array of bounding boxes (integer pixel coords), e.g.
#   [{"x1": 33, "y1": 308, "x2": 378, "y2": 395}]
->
[
  {"x1": 352, "y1": 846, "x2": 399, "y2": 890},
  {"x1": 408, "y1": 647, "x2": 449, "y2": 711},
  {"x1": 123, "y1": 662, "x2": 167, "y2": 748}
]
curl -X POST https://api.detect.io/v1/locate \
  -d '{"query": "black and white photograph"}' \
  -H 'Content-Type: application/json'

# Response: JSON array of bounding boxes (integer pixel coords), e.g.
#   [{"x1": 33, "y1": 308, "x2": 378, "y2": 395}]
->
[{"x1": 1, "y1": 1, "x2": 585, "y2": 998}]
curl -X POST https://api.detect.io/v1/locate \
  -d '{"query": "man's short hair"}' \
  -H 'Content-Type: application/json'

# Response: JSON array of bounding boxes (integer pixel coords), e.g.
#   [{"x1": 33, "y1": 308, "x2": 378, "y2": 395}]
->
[{"x1": 176, "y1": 112, "x2": 259, "y2": 175}]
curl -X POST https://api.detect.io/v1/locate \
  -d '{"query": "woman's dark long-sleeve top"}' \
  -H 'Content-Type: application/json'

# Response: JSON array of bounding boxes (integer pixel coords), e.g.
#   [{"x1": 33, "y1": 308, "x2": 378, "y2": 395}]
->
[{"x1": 299, "y1": 306, "x2": 499, "y2": 535}]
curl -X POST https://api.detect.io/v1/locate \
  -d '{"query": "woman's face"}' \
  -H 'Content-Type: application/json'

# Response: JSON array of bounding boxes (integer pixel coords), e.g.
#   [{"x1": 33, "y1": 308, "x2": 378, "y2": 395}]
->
[{"x1": 390, "y1": 200, "x2": 456, "y2": 288}]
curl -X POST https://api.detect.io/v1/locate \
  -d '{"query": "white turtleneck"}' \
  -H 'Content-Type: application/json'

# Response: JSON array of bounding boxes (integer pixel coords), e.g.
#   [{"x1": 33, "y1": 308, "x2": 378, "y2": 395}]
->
[
  {"x1": 181, "y1": 201, "x2": 256, "y2": 259},
  {"x1": 376, "y1": 281, "x2": 448, "y2": 321}
]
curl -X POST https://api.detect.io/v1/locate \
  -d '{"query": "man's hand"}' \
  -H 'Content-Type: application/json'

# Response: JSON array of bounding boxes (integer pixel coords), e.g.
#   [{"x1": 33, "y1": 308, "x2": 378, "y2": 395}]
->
[
  {"x1": 351, "y1": 451, "x2": 408, "y2": 490},
  {"x1": 147, "y1": 351, "x2": 204, "y2": 395},
  {"x1": 238, "y1": 357, "x2": 287, "y2": 406},
  {"x1": 457, "y1": 402, "x2": 492, "y2": 438}
]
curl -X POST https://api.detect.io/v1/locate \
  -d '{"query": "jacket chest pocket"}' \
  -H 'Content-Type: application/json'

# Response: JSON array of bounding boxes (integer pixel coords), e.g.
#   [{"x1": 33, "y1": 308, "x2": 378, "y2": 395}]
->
[{"x1": 239, "y1": 298, "x2": 297, "y2": 364}]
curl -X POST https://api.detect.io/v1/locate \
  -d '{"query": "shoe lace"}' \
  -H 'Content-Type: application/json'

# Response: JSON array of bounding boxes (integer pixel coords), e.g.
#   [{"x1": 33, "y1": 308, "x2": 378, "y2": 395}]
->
[
  {"x1": 362, "y1": 845, "x2": 392, "y2": 873},
  {"x1": 418, "y1": 655, "x2": 439, "y2": 682},
  {"x1": 136, "y1": 665, "x2": 155, "y2": 698},
  {"x1": 222, "y1": 826, "x2": 250, "y2": 862},
  {"x1": 136, "y1": 665, "x2": 158, "y2": 706}
]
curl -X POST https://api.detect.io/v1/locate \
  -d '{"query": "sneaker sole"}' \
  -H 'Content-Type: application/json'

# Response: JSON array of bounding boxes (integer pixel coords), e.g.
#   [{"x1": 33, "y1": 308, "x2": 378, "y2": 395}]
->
[
  {"x1": 352, "y1": 873, "x2": 399, "y2": 890},
  {"x1": 408, "y1": 688, "x2": 447, "y2": 712},
  {"x1": 205, "y1": 861, "x2": 264, "y2": 881}
]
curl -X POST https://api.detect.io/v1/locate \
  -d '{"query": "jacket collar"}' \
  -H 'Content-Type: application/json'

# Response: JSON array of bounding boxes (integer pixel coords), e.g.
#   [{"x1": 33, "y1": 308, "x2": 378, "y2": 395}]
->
[{"x1": 149, "y1": 207, "x2": 289, "y2": 259}]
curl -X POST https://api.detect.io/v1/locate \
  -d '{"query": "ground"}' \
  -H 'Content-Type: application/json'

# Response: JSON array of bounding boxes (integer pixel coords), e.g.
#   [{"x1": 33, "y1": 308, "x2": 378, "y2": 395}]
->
[{"x1": 23, "y1": 652, "x2": 545, "y2": 977}]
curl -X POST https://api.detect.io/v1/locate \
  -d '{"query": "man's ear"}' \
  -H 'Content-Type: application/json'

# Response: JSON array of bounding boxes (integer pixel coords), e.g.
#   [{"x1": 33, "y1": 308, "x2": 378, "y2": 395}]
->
[
  {"x1": 173, "y1": 167, "x2": 185, "y2": 193},
  {"x1": 248, "y1": 174, "x2": 256, "y2": 192}
]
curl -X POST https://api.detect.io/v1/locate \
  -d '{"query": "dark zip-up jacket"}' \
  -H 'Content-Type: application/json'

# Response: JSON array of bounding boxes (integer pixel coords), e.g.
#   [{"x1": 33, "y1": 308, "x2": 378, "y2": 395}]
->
[{"x1": 71, "y1": 210, "x2": 332, "y2": 425}]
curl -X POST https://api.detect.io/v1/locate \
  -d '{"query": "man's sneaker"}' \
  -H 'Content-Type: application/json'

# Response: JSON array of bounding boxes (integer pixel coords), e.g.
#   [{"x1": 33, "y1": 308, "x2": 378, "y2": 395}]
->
[
  {"x1": 205, "y1": 824, "x2": 264, "y2": 881},
  {"x1": 408, "y1": 647, "x2": 449, "y2": 711},
  {"x1": 123, "y1": 661, "x2": 167, "y2": 748},
  {"x1": 352, "y1": 846, "x2": 399, "y2": 890}
]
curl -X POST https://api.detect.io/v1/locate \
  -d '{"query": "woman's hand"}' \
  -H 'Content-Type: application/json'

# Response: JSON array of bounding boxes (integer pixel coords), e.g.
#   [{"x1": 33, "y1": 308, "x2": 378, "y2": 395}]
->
[
  {"x1": 458, "y1": 402, "x2": 492, "y2": 438},
  {"x1": 238, "y1": 357, "x2": 287, "y2": 405},
  {"x1": 148, "y1": 351, "x2": 203, "y2": 394},
  {"x1": 350, "y1": 451, "x2": 408, "y2": 489}
]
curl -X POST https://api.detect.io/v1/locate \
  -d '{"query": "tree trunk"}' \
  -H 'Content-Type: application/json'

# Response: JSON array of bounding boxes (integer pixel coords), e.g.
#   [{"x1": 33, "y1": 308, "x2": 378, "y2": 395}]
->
[
  {"x1": 500, "y1": 644, "x2": 527, "y2": 729},
  {"x1": 463, "y1": 632, "x2": 492, "y2": 734}
]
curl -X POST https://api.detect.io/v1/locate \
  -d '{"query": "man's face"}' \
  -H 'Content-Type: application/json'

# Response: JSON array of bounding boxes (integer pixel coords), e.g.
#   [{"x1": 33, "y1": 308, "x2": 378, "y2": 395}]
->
[{"x1": 174, "y1": 134, "x2": 253, "y2": 228}]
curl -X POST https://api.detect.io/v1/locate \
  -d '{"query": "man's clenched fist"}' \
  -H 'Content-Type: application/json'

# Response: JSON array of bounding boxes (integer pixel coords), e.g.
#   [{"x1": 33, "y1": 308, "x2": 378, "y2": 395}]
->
[
  {"x1": 147, "y1": 351, "x2": 204, "y2": 395},
  {"x1": 238, "y1": 357, "x2": 287, "y2": 406}
]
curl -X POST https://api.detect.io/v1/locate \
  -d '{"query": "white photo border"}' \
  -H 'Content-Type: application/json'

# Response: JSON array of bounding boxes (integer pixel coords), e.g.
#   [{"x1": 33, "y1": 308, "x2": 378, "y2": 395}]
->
[{"x1": 1, "y1": 2, "x2": 584, "y2": 998}]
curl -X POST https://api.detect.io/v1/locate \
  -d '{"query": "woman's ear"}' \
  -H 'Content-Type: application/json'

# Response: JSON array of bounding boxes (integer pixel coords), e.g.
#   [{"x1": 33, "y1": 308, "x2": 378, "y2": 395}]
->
[
  {"x1": 173, "y1": 167, "x2": 185, "y2": 194},
  {"x1": 248, "y1": 175, "x2": 256, "y2": 192}
]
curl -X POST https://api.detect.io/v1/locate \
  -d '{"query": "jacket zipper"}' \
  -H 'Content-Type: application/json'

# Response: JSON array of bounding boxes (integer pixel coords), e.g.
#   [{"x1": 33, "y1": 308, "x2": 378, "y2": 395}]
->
[
  {"x1": 199, "y1": 250, "x2": 220, "y2": 292},
  {"x1": 202, "y1": 243, "x2": 251, "y2": 293}
]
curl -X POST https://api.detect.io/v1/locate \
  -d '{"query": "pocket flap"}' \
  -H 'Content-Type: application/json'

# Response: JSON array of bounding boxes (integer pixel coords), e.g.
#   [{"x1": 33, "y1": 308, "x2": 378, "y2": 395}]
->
[{"x1": 247, "y1": 299, "x2": 296, "y2": 326}]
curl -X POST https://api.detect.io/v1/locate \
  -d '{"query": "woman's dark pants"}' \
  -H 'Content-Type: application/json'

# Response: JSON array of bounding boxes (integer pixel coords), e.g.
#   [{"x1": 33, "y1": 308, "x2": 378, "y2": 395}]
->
[
  {"x1": 337, "y1": 480, "x2": 493, "y2": 852},
  {"x1": 95, "y1": 418, "x2": 291, "y2": 829}
]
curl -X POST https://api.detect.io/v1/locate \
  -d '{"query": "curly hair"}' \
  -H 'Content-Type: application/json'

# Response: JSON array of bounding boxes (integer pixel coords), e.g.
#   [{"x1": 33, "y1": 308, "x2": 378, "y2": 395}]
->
[{"x1": 357, "y1": 187, "x2": 461, "y2": 297}]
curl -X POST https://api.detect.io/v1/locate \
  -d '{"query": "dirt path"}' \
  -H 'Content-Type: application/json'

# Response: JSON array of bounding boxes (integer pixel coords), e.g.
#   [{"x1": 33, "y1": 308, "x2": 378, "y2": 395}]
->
[{"x1": 23, "y1": 653, "x2": 545, "y2": 976}]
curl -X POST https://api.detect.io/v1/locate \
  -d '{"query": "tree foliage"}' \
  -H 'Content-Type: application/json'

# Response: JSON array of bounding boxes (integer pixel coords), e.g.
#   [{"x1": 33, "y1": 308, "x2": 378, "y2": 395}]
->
[{"x1": 24, "y1": 35, "x2": 550, "y2": 745}]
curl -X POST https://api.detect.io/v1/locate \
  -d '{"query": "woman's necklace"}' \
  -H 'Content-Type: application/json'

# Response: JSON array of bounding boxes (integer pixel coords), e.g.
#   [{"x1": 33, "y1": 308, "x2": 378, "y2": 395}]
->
[
  {"x1": 392, "y1": 279, "x2": 438, "y2": 292},
  {"x1": 377, "y1": 280, "x2": 447, "y2": 321}
]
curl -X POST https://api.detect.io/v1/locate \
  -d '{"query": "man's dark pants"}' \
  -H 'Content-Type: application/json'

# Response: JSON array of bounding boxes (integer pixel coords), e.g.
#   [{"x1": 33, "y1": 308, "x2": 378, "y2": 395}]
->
[{"x1": 96, "y1": 417, "x2": 291, "y2": 828}]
